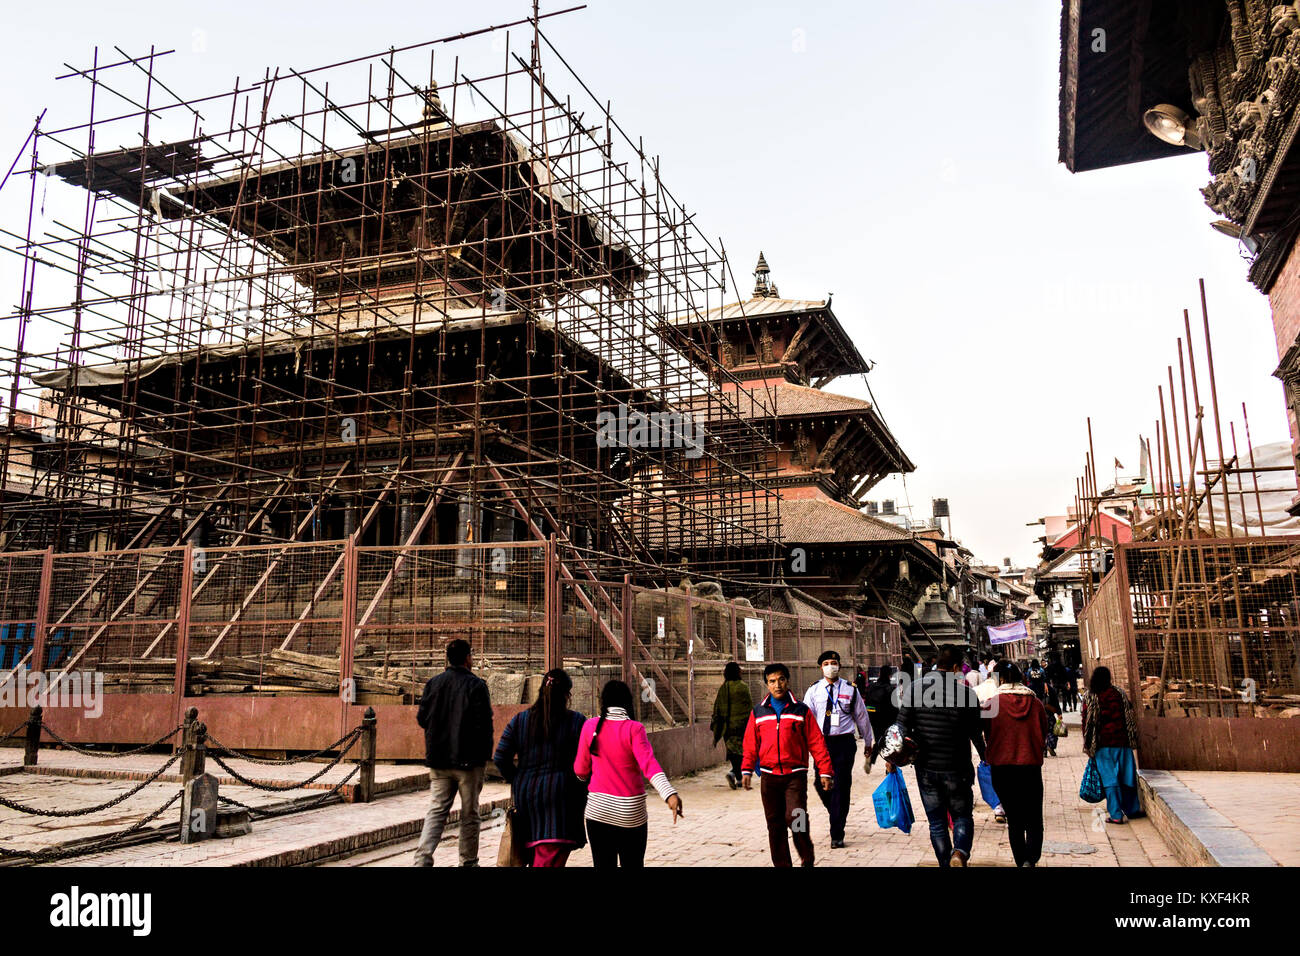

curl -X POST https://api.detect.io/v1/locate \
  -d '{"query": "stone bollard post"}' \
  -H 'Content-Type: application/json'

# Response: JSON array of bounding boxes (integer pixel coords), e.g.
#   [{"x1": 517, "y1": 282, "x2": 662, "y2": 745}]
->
[
  {"x1": 356, "y1": 706, "x2": 377, "y2": 803},
  {"x1": 180, "y1": 720, "x2": 216, "y2": 844},
  {"x1": 191, "y1": 720, "x2": 207, "y2": 779},
  {"x1": 179, "y1": 705, "x2": 197, "y2": 756},
  {"x1": 23, "y1": 705, "x2": 42, "y2": 767},
  {"x1": 179, "y1": 708, "x2": 199, "y2": 780}
]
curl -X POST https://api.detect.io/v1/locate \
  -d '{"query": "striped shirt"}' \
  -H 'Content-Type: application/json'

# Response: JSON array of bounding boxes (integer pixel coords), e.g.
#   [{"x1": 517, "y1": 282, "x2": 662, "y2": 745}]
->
[{"x1": 580, "y1": 707, "x2": 677, "y2": 828}]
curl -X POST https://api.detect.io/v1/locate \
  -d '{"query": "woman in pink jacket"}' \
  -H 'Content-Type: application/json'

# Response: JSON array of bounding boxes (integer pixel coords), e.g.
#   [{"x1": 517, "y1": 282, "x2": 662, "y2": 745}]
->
[{"x1": 574, "y1": 680, "x2": 683, "y2": 868}]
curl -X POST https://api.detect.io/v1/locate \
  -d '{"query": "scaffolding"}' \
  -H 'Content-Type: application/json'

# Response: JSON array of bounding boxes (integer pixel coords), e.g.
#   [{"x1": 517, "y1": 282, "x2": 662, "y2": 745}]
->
[
  {"x1": 0, "y1": 12, "x2": 787, "y2": 588},
  {"x1": 1071, "y1": 281, "x2": 1300, "y2": 730}
]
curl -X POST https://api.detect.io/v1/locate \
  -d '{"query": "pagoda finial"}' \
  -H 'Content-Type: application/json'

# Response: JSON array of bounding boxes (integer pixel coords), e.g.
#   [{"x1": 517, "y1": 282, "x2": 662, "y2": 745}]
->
[
  {"x1": 753, "y1": 251, "x2": 778, "y2": 298},
  {"x1": 420, "y1": 82, "x2": 446, "y2": 127}
]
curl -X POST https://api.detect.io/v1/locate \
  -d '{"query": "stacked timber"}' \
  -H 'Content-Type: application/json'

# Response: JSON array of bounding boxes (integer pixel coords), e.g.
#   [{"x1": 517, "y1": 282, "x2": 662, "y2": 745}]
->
[
  {"x1": 82, "y1": 650, "x2": 415, "y2": 702},
  {"x1": 1137, "y1": 675, "x2": 1300, "y2": 717}
]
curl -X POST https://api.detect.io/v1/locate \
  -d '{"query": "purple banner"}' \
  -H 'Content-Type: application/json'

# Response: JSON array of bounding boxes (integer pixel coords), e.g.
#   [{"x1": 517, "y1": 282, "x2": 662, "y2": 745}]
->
[{"x1": 987, "y1": 620, "x2": 1028, "y2": 645}]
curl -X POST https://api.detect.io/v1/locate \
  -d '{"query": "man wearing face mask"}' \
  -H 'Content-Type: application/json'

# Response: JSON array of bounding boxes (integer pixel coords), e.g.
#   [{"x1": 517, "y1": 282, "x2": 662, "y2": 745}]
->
[{"x1": 803, "y1": 650, "x2": 873, "y2": 848}]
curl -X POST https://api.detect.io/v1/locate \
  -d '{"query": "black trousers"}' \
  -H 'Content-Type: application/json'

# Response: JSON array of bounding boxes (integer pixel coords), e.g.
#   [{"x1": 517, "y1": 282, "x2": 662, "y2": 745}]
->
[
  {"x1": 760, "y1": 773, "x2": 814, "y2": 867},
  {"x1": 586, "y1": 819, "x2": 647, "y2": 869},
  {"x1": 812, "y1": 733, "x2": 858, "y2": 841},
  {"x1": 989, "y1": 764, "x2": 1044, "y2": 866},
  {"x1": 727, "y1": 751, "x2": 743, "y2": 778}
]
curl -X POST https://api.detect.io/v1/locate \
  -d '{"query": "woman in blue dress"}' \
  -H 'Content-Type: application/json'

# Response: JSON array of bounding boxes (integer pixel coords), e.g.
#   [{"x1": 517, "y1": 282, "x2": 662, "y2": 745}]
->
[{"x1": 493, "y1": 668, "x2": 588, "y2": 866}]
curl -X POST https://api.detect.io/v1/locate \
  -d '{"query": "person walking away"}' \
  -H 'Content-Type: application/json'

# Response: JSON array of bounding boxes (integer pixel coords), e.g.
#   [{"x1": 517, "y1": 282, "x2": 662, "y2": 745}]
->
[
  {"x1": 1025, "y1": 659, "x2": 1047, "y2": 701},
  {"x1": 983, "y1": 661, "x2": 1051, "y2": 866},
  {"x1": 574, "y1": 680, "x2": 682, "y2": 868},
  {"x1": 1081, "y1": 666, "x2": 1144, "y2": 824},
  {"x1": 864, "y1": 665, "x2": 900, "y2": 768},
  {"x1": 1065, "y1": 665, "x2": 1080, "y2": 711},
  {"x1": 493, "y1": 668, "x2": 587, "y2": 866},
  {"x1": 895, "y1": 646, "x2": 987, "y2": 867},
  {"x1": 803, "y1": 650, "x2": 873, "y2": 848},
  {"x1": 1043, "y1": 694, "x2": 1062, "y2": 757},
  {"x1": 741, "y1": 663, "x2": 834, "y2": 867},
  {"x1": 711, "y1": 661, "x2": 752, "y2": 789},
  {"x1": 414, "y1": 638, "x2": 494, "y2": 866},
  {"x1": 973, "y1": 665, "x2": 1006, "y2": 824}
]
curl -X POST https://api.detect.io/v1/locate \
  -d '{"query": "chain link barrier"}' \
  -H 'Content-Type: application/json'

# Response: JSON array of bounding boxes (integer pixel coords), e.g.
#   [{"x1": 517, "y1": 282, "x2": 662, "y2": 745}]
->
[
  {"x1": 218, "y1": 765, "x2": 360, "y2": 820},
  {"x1": 0, "y1": 718, "x2": 369, "y2": 863},
  {"x1": 0, "y1": 719, "x2": 28, "y2": 744},
  {"x1": 205, "y1": 728, "x2": 361, "y2": 792},
  {"x1": 0, "y1": 787, "x2": 184, "y2": 864},
  {"x1": 37, "y1": 721, "x2": 184, "y2": 757},
  {"x1": 0, "y1": 751, "x2": 181, "y2": 817},
  {"x1": 204, "y1": 727, "x2": 362, "y2": 766}
]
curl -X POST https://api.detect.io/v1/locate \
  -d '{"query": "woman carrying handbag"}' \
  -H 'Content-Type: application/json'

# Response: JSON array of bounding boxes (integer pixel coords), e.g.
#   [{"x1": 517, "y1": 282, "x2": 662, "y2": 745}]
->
[
  {"x1": 1080, "y1": 666, "x2": 1144, "y2": 824},
  {"x1": 493, "y1": 669, "x2": 589, "y2": 866}
]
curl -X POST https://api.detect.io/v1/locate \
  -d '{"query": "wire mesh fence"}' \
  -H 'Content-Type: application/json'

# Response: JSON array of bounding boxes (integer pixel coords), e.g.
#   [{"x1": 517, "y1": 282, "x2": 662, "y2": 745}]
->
[
  {"x1": 0, "y1": 538, "x2": 905, "y2": 730},
  {"x1": 1081, "y1": 538, "x2": 1300, "y2": 718}
]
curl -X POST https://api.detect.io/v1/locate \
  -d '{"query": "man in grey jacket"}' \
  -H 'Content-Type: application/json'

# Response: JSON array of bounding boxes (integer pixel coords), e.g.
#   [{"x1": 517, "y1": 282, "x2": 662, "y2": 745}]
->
[
  {"x1": 413, "y1": 639, "x2": 494, "y2": 866},
  {"x1": 895, "y1": 645, "x2": 986, "y2": 867}
]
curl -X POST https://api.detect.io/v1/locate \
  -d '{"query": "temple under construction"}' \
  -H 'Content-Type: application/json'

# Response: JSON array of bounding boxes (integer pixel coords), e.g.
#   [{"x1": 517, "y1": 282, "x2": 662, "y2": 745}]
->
[{"x1": 0, "y1": 12, "x2": 918, "y2": 754}]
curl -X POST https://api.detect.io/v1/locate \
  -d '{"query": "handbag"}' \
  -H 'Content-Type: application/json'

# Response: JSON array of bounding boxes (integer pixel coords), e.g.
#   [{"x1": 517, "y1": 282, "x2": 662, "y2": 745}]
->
[
  {"x1": 1054, "y1": 716, "x2": 1068, "y2": 738},
  {"x1": 872, "y1": 768, "x2": 915, "y2": 835},
  {"x1": 976, "y1": 760, "x2": 1000, "y2": 810},
  {"x1": 1079, "y1": 756, "x2": 1104, "y2": 804},
  {"x1": 495, "y1": 805, "x2": 526, "y2": 867}
]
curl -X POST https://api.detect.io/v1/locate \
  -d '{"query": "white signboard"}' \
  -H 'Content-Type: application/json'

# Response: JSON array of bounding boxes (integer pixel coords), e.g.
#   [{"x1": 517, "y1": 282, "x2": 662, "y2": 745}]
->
[
  {"x1": 743, "y1": 617, "x2": 764, "y2": 662},
  {"x1": 656, "y1": 616, "x2": 665, "y2": 641}
]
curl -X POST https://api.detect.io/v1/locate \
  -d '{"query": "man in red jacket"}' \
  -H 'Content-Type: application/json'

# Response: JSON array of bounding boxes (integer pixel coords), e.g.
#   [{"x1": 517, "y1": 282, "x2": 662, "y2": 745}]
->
[{"x1": 742, "y1": 663, "x2": 834, "y2": 867}]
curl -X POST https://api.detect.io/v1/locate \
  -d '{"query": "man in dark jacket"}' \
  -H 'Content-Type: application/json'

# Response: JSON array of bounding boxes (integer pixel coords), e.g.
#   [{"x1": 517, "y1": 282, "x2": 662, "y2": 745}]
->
[
  {"x1": 895, "y1": 645, "x2": 986, "y2": 867},
  {"x1": 413, "y1": 639, "x2": 494, "y2": 866}
]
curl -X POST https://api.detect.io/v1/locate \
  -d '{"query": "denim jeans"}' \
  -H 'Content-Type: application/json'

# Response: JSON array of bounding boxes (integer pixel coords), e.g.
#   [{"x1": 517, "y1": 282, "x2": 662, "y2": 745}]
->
[
  {"x1": 413, "y1": 766, "x2": 484, "y2": 866},
  {"x1": 915, "y1": 766, "x2": 974, "y2": 866}
]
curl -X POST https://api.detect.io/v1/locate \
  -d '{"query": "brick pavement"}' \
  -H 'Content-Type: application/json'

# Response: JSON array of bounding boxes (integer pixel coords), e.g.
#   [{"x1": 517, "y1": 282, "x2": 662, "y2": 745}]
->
[
  {"x1": 371, "y1": 712, "x2": 1176, "y2": 868},
  {"x1": 0, "y1": 744, "x2": 427, "y2": 859},
  {"x1": 3, "y1": 711, "x2": 1185, "y2": 866}
]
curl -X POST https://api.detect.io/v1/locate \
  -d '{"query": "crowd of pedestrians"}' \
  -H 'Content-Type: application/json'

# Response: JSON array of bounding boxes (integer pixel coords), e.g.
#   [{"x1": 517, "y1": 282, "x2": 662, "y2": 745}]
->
[{"x1": 412, "y1": 636, "x2": 1135, "y2": 867}]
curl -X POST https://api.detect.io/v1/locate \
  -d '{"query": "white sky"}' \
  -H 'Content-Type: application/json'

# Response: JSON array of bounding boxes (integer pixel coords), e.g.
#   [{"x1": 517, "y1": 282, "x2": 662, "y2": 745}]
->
[{"x1": 0, "y1": 0, "x2": 1289, "y2": 567}]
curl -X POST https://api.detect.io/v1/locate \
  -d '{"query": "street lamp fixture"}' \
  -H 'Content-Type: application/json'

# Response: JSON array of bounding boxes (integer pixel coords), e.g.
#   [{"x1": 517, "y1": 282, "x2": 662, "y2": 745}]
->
[{"x1": 1142, "y1": 104, "x2": 1203, "y2": 149}]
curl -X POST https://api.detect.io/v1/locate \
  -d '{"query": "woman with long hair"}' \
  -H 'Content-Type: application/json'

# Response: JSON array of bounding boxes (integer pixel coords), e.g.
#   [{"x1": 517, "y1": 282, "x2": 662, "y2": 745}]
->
[
  {"x1": 574, "y1": 679, "x2": 682, "y2": 868},
  {"x1": 493, "y1": 668, "x2": 588, "y2": 866},
  {"x1": 1080, "y1": 665, "x2": 1143, "y2": 824},
  {"x1": 711, "y1": 661, "x2": 752, "y2": 789},
  {"x1": 983, "y1": 661, "x2": 1051, "y2": 866}
]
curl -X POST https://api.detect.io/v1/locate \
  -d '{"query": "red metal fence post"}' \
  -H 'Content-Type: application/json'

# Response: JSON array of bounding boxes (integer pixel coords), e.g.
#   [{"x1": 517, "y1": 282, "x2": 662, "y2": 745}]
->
[
  {"x1": 544, "y1": 534, "x2": 560, "y2": 672},
  {"x1": 339, "y1": 535, "x2": 358, "y2": 736},
  {"x1": 621, "y1": 574, "x2": 632, "y2": 686},
  {"x1": 730, "y1": 601, "x2": 738, "y2": 662},
  {"x1": 30, "y1": 547, "x2": 53, "y2": 672},
  {"x1": 173, "y1": 544, "x2": 194, "y2": 729},
  {"x1": 686, "y1": 594, "x2": 695, "y2": 723}
]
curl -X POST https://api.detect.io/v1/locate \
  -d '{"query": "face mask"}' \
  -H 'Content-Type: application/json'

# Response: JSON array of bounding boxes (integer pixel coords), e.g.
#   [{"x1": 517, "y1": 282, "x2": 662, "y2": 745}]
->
[{"x1": 823, "y1": 663, "x2": 840, "y2": 679}]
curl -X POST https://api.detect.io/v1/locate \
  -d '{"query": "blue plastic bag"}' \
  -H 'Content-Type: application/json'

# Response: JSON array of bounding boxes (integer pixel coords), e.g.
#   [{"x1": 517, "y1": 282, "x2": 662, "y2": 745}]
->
[
  {"x1": 1079, "y1": 756, "x2": 1105, "y2": 804},
  {"x1": 977, "y1": 760, "x2": 1000, "y2": 809},
  {"x1": 872, "y1": 769, "x2": 914, "y2": 835}
]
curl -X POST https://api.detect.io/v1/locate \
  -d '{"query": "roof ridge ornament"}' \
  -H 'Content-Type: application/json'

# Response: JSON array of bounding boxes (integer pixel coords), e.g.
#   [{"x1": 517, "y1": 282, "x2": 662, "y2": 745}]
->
[{"x1": 753, "y1": 251, "x2": 779, "y2": 298}]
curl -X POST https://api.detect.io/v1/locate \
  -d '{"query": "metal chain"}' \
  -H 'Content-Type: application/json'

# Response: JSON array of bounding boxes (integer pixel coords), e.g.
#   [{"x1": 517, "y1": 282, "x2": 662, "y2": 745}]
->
[
  {"x1": 206, "y1": 734, "x2": 359, "y2": 792},
  {"x1": 204, "y1": 726, "x2": 362, "y2": 765},
  {"x1": 37, "y1": 721, "x2": 184, "y2": 757},
  {"x1": 0, "y1": 719, "x2": 29, "y2": 744},
  {"x1": 0, "y1": 787, "x2": 184, "y2": 864},
  {"x1": 0, "y1": 751, "x2": 181, "y2": 817},
  {"x1": 218, "y1": 765, "x2": 359, "y2": 819}
]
